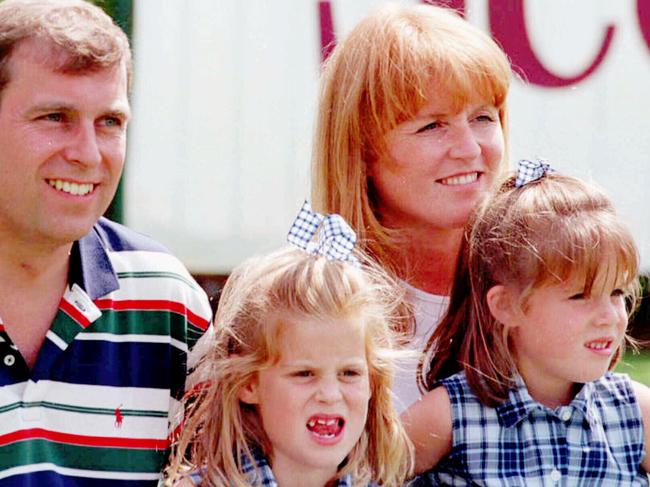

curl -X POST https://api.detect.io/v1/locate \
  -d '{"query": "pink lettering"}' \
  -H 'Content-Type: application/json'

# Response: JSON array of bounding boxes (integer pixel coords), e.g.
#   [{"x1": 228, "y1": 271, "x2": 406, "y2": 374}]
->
[
  {"x1": 488, "y1": 0, "x2": 615, "y2": 87},
  {"x1": 319, "y1": 0, "x2": 336, "y2": 62},
  {"x1": 639, "y1": 0, "x2": 650, "y2": 51},
  {"x1": 422, "y1": 0, "x2": 465, "y2": 16}
]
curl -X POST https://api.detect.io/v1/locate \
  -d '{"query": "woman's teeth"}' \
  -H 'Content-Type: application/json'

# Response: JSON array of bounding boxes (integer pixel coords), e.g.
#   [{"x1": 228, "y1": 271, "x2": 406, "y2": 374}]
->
[
  {"x1": 48, "y1": 179, "x2": 94, "y2": 196},
  {"x1": 439, "y1": 172, "x2": 479, "y2": 186}
]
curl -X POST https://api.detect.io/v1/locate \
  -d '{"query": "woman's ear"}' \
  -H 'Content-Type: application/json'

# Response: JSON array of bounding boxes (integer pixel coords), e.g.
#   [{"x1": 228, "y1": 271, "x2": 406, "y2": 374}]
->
[
  {"x1": 238, "y1": 375, "x2": 260, "y2": 405},
  {"x1": 486, "y1": 285, "x2": 521, "y2": 329}
]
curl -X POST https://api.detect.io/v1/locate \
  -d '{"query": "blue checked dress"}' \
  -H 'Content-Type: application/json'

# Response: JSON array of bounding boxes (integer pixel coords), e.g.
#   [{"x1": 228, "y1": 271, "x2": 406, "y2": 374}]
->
[
  {"x1": 412, "y1": 371, "x2": 648, "y2": 486},
  {"x1": 185, "y1": 448, "x2": 361, "y2": 486}
]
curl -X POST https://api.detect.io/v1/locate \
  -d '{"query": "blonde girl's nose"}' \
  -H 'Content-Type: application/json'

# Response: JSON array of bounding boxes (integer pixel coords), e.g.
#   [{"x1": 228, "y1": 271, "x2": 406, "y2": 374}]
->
[{"x1": 315, "y1": 376, "x2": 344, "y2": 403}]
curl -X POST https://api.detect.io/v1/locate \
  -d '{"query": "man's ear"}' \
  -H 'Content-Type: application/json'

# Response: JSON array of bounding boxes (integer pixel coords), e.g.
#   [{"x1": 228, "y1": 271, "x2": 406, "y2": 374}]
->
[
  {"x1": 238, "y1": 375, "x2": 260, "y2": 405},
  {"x1": 486, "y1": 285, "x2": 521, "y2": 329}
]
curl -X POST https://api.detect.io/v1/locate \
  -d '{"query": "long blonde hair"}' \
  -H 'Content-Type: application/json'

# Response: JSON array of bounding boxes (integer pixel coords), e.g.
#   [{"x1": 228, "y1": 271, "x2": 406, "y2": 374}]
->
[
  {"x1": 165, "y1": 247, "x2": 413, "y2": 486},
  {"x1": 311, "y1": 3, "x2": 511, "y2": 271},
  {"x1": 420, "y1": 172, "x2": 640, "y2": 406}
]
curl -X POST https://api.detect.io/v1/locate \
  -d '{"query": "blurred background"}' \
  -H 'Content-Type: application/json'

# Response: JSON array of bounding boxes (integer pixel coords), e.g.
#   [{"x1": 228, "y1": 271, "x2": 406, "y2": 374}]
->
[{"x1": 98, "y1": 0, "x2": 650, "y2": 377}]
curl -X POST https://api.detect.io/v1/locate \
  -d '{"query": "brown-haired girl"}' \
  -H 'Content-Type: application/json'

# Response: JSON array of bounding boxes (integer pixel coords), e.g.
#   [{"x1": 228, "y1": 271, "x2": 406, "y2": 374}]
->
[
  {"x1": 403, "y1": 160, "x2": 650, "y2": 484},
  {"x1": 311, "y1": 3, "x2": 512, "y2": 411},
  {"x1": 165, "y1": 204, "x2": 412, "y2": 486}
]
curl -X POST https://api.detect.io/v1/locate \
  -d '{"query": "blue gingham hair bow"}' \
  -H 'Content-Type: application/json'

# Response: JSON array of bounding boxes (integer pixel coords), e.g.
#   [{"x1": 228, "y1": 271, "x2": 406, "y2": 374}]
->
[
  {"x1": 515, "y1": 158, "x2": 554, "y2": 187},
  {"x1": 287, "y1": 201, "x2": 358, "y2": 265}
]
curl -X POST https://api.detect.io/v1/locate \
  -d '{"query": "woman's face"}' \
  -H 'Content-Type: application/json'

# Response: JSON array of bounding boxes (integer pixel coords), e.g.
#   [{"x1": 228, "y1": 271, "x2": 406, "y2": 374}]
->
[{"x1": 369, "y1": 88, "x2": 504, "y2": 232}]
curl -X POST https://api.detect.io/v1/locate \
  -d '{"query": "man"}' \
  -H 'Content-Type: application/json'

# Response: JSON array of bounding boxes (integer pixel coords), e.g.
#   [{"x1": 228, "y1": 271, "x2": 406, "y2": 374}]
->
[{"x1": 0, "y1": 0, "x2": 212, "y2": 484}]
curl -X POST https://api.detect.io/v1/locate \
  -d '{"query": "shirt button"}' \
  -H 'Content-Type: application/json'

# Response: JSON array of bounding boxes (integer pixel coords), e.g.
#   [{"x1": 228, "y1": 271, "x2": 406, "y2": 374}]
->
[
  {"x1": 550, "y1": 469, "x2": 561, "y2": 482},
  {"x1": 4, "y1": 354, "x2": 15, "y2": 366},
  {"x1": 560, "y1": 408, "x2": 572, "y2": 421}
]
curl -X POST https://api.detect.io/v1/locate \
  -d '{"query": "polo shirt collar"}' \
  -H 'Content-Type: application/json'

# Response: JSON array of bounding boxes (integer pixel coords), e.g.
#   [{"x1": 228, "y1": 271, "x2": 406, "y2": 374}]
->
[
  {"x1": 69, "y1": 224, "x2": 119, "y2": 300},
  {"x1": 496, "y1": 375, "x2": 598, "y2": 430}
]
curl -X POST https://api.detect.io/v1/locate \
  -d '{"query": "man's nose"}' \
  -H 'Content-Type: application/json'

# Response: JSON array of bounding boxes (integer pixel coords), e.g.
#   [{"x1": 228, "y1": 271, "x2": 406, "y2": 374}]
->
[{"x1": 63, "y1": 121, "x2": 102, "y2": 167}]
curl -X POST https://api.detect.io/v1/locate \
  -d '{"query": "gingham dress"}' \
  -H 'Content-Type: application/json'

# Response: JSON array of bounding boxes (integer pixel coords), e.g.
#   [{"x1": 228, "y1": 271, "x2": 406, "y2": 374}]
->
[
  {"x1": 413, "y1": 371, "x2": 648, "y2": 486},
  {"x1": 186, "y1": 448, "x2": 357, "y2": 486}
]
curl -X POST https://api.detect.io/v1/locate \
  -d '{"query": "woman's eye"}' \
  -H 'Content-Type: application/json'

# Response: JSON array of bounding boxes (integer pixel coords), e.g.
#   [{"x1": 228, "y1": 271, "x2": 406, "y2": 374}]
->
[
  {"x1": 611, "y1": 289, "x2": 625, "y2": 297},
  {"x1": 416, "y1": 121, "x2": 442, "y2": 133},
  {"x1": 569, "y1": 292, "x2": 586, "y2": 300},
  {"x1": 474, "y1": 114, "x2": 495, "y2": 123}
]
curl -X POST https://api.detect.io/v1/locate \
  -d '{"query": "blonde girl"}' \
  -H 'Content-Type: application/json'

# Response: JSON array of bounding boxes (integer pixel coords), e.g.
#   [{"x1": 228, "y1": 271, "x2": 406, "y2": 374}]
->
[
  {"x1": 311, "y1": 3, "x2": 512, "y2": 411},
  {"x1": 165, "y1": 205, "x2": 412, "y2": 486},
  {"x1": 403, "y1": 160, "x2": 650, "y2": 484}
]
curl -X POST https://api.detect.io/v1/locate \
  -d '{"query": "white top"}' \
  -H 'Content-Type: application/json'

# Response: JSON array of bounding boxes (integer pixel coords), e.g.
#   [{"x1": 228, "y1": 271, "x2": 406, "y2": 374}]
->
[{"x1": 392, "y1": 282, "x2": 449, "y2": 413}]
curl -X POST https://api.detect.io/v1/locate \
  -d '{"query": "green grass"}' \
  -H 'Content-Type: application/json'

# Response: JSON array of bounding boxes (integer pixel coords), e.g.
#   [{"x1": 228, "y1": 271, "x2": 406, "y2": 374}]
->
[{"x1": 616, "y1": 349, "x2": 650, "y2": 385}]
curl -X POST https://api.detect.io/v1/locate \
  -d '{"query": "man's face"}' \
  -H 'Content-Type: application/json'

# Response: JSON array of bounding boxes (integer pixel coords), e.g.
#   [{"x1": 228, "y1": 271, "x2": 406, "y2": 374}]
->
[{"x1": 0, "y1": 38, "x2": 130, "y2": 249}]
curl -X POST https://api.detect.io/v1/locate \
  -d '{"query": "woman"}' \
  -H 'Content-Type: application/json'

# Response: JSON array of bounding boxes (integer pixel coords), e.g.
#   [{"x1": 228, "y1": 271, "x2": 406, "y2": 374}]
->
[{"x1": 311, "y1": 3, "x2": 511, "y2": 411}]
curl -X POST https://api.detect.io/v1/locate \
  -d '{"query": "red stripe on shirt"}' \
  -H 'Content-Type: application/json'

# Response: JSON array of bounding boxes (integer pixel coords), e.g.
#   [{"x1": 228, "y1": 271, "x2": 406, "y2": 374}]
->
[
  {"x1": 0, "y1": 428, "x2": 169, "y2": 449},
  {"x1": 95, "y1": 299, "x2": 210, "y2": 331},
  {"x1": 59, "y1": 299, "x2": 92, "y2": 328}
]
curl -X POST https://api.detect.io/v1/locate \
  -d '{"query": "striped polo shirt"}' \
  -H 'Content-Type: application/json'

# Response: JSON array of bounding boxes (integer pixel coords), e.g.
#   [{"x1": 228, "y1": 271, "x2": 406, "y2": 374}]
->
[{"x1": 0, "y1": 218, "x2": 212, "y2": 486}]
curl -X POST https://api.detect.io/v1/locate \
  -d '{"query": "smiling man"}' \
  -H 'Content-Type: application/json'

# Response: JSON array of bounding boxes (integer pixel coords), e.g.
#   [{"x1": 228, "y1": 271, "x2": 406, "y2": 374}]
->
[{"x1": 0, "y1": 1, "x2": 211, "y2": 485}]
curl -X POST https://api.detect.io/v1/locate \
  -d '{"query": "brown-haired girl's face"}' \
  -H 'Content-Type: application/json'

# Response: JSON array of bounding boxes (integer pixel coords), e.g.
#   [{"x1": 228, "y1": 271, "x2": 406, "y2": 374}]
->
[
  {"x1": 369, "y1": 86, "x2": 503, "y2": 232},
  {"x1": 238, "y1": 315, "x2": 371, "y2": 482},
  {"x1": 498, "y1": 272, "x2": 628, "y2": 406}
]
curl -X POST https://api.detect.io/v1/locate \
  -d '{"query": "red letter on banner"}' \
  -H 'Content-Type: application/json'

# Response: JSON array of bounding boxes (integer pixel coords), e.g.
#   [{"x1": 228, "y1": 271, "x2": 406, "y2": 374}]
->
[
  {"x1": 638, "y1": 0, "x2": 650, "y2": 52},
  {"x1": 489, "y1": 0, "x2": 615, "y2": 87},
  {"x1": 319, "y1": 0, "x2": 336, "y2": 62}
]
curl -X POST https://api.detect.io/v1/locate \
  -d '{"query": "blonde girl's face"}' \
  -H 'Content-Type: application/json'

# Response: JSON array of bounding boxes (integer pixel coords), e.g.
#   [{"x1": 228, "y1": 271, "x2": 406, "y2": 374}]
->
[
  {"x1": 494, "y1": 272, "x2": 628, "y2": 407},
  {"x1": 239, "y1": 315, "x2": 371, "y2": 484},
  {"x1": 369, "y1": 84, "x2": 504, "y2": 232}
]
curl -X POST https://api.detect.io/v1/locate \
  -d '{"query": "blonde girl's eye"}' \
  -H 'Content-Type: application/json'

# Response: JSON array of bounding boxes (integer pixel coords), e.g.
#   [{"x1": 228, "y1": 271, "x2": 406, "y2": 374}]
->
[
  {"x1": 611, "y1": 288, "x2": 625, "y2": 297},
  {"x1": 339, "y1": 367, "x2": 366, "y2": 380}
]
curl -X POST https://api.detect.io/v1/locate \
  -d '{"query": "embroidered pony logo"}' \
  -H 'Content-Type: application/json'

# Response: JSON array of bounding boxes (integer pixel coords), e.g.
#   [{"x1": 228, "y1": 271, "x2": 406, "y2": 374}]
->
[{"x1": 115, "y1": 404, "x2": 124, "y2": 428}]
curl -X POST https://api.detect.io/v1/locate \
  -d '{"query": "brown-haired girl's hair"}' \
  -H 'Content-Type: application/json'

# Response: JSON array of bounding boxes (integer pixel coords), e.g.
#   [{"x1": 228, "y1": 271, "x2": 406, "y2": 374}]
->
[
  {"x1": 165, "y1": 247, "x2": 413, "y2": 486},
  {"x1": 419, "y1": 172, "x2": 640, "y2": 406},
  {"x1": 311, "y1": 3, "x2": 511, "y2": 273}
]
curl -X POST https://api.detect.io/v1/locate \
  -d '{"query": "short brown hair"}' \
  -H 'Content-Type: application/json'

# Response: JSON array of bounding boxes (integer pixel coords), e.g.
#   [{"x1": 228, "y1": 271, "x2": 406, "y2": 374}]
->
[
  {"x1": 311, "y1": 3, "x2": 511, "y2": 270},
  {"x1": 0, "y1": 0, "x2": 131, "y2": 95},
  {"x1": 420, "y1": 172, "x2": 640, "y2": 406}
]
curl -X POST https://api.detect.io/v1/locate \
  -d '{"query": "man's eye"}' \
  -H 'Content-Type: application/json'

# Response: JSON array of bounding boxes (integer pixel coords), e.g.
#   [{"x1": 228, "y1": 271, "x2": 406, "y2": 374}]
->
[
  {"x1": 41, "y1": 113, "x2": 64, "y2": 122},
  {"x1": 101, "y1": 116, "x2": 122, "y2": 127}
]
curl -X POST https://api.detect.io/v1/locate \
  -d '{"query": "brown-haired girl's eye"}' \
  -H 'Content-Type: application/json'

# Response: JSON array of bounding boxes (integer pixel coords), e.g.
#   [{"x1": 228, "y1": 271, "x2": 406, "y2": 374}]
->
[
  {"x1": 569, "y1": 292, "x2": 586, "y2": 300},
  {"x1": 293, "y1": 370, "x2": 313, "y2": 378}
]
